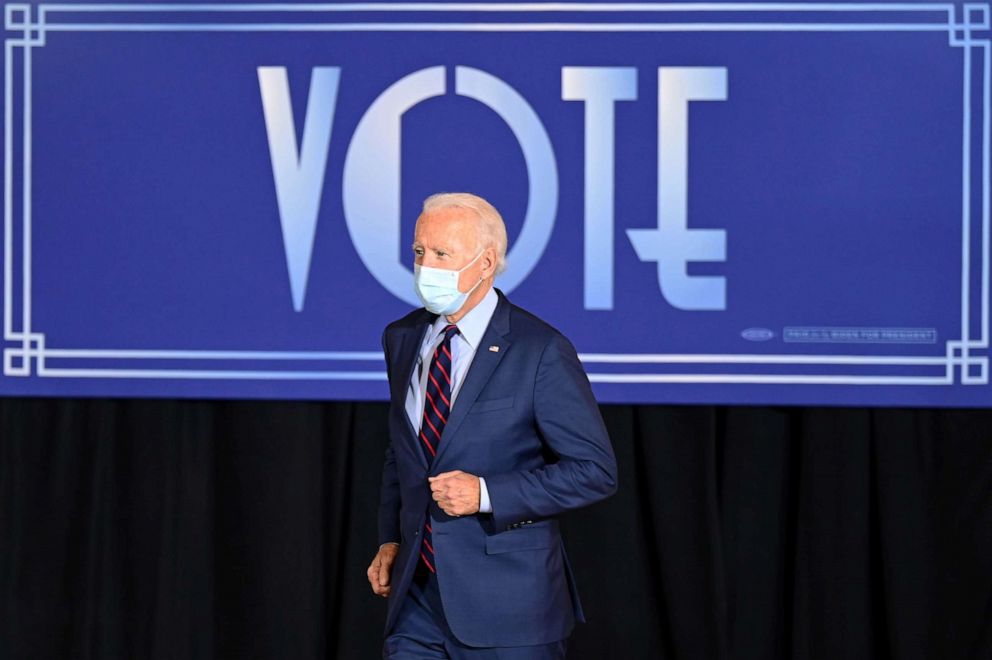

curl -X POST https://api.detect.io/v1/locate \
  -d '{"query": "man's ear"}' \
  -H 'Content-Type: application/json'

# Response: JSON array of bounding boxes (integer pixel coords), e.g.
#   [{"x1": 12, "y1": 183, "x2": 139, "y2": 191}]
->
[{"x1": 483, "y1": 247, "x2": 497, "y2": 278}]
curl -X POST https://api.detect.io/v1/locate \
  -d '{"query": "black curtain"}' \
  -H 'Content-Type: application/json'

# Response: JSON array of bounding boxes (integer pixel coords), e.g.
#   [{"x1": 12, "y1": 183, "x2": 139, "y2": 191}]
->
[{"x1": 1, "y1": 399, "x2": 990, "y2": 660}]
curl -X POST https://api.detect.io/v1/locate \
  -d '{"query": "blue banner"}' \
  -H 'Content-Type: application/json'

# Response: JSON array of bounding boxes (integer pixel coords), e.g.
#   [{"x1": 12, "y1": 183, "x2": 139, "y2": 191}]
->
[{"x1": 2, "y1": 1, "x2": 990, "y2": 405}]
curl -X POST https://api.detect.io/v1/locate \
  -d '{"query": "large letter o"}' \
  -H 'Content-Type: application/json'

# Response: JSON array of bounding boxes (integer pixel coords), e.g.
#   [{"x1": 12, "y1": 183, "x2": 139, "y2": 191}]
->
[{"x1": 343, "y1": 66, "x2": 558, "y2": 305}]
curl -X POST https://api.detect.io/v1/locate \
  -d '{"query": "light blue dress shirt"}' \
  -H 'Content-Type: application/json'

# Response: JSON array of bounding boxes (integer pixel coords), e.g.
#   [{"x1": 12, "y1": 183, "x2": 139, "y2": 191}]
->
[{"x1": 405, "y1": 287, "x2": 498, "y2": 514}]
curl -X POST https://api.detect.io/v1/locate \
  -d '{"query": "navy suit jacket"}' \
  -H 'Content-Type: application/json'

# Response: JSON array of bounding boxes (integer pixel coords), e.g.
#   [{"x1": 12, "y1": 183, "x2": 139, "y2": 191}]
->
[{"x1": 378, "y1": 289, "x2": 618, "y2": 647}]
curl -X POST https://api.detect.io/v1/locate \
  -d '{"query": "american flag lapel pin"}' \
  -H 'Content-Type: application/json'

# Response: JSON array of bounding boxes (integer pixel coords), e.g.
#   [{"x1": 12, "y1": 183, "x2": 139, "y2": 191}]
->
[{"x1": 489, "y1": 345, "x2": 500, "y2": 352}]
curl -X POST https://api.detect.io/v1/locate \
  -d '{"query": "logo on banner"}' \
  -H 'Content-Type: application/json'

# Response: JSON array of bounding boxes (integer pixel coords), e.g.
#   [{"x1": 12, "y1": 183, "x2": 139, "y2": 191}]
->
[{"x1": 741, "y1": 328, "x2": 776, "y2": 342}]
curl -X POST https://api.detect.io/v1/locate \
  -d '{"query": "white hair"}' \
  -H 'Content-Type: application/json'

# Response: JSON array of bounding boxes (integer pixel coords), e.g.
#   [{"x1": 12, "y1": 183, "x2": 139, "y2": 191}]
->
[{"x1": 420, "y1": 192, "x2": 508, "y2": 275}]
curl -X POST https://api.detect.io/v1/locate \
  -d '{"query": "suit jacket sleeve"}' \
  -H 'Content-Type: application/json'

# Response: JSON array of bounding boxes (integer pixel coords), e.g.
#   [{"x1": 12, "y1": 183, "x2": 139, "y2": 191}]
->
[
  {"x1": 484, "y1": 332, "x2": 618, "y2": 531},
  {"x1": 377, "y1": 329, "x2": 401, "y2": 545}
]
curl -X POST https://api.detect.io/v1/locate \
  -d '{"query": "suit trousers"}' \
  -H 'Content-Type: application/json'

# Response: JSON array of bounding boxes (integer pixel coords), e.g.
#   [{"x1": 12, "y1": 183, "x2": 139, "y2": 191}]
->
[{"x1": 383, "y1": 564, "x2": 569, "y2": 659}]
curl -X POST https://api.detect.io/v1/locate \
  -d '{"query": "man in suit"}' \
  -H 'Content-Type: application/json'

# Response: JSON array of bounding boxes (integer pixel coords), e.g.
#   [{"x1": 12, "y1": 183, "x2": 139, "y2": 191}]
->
[{"x1": 367, "y1": 192, "x2": 618, "y2": 659}]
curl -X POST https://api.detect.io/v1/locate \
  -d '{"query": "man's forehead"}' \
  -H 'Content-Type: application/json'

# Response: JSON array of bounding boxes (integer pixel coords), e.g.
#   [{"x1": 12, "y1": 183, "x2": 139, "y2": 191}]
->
[{"x1": 415, "y1": 208, "x2": 475, "y2": 241}]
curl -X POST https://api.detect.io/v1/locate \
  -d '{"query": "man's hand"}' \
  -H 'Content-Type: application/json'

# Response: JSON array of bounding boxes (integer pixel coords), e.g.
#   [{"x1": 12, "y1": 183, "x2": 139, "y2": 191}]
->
[
  {"x1": 367, "y1": 543, "x2": 400, "y2": 598},
  {"x1": 429, "y1": 470, "x2": 481, "y2": 516}
]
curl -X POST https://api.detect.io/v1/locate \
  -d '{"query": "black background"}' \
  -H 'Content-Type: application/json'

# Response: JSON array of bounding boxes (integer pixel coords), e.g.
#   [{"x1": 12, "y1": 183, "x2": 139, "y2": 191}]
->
[{"x1": 1, "y1": 399, "x2": 990, "y2": 659}]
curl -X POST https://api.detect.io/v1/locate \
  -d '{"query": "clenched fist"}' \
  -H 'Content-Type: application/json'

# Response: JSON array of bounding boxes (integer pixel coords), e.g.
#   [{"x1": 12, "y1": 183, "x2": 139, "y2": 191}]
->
[
  {"x1": 429, "y1": 470, "x2": 481, "y2": 517},
  {"x1": 367, "y1": 542, "x2": 399, "y2": 598}
]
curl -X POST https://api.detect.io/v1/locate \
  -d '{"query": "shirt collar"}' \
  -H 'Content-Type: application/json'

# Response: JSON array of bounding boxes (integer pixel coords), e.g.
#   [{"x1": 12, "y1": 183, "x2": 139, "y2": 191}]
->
[{"x1": 427, "y1": 287, "x2": 498, "y2": 350}]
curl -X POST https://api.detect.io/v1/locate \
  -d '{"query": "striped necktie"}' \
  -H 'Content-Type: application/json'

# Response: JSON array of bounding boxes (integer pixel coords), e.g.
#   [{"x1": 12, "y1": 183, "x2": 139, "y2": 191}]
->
[{"x1": 418, "y1": 323, "x2": 459, "y2": 574}]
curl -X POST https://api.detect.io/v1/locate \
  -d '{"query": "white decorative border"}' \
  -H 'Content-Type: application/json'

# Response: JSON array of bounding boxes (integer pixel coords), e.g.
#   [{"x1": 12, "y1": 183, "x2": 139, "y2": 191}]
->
[{"x1": 3, "y1": 2, "x2": 989, "y2": 386}]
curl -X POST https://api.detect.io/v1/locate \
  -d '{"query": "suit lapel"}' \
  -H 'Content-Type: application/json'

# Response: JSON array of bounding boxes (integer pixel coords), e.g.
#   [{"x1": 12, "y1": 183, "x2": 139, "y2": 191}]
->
[
  {"x1": 390, "y1": 313, "x2": 434, "y2": 467},
  {"x1": 433, "y1": 293, "x2": 512, "y2": 464}
]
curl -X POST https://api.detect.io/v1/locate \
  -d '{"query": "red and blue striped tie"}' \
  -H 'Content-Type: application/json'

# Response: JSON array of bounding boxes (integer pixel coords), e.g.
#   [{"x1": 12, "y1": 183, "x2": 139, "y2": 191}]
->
[{"x1": 418, "y1": 323, "x2": 459, "y2": 574}]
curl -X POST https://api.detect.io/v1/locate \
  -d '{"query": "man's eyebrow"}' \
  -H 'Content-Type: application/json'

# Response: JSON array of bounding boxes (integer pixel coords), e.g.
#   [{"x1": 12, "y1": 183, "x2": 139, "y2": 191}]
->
[{"x1": 412, "y1": 240, "x2": 456, "y2": 254}]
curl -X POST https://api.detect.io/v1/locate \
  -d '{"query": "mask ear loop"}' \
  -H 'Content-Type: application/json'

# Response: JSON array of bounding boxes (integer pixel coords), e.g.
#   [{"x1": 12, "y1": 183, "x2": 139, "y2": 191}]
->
[
  {"x1": 473, "y1": 246, "x2": 494, "y2": 281},
  {"x1": 461, "y1": 248, "x2": 485, "y2": 273},
  {"x1": 459, "y1": 249, "x2": 487, "y2": 292}
]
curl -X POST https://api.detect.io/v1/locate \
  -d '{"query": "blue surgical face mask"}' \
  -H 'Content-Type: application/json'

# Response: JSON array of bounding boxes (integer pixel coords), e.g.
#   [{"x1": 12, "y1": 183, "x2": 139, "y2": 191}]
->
[{"x1": 414, "y1": 249, "x2": 485, "y2": 316}]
